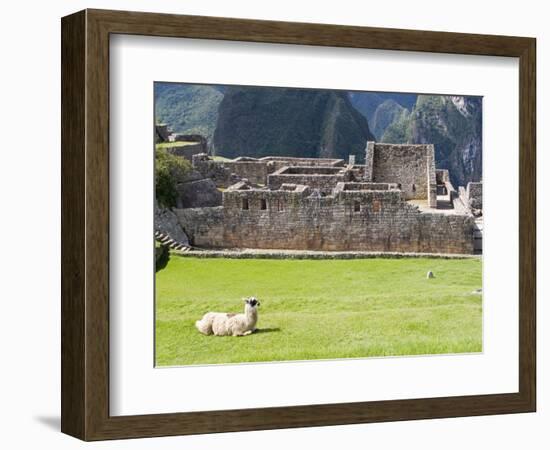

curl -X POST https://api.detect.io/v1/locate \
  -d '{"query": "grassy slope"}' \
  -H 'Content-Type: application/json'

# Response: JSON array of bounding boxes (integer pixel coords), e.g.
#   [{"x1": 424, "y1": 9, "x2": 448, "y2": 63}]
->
[{"x1": 156, "y1": 257, "x2": 482, "y2": 366}]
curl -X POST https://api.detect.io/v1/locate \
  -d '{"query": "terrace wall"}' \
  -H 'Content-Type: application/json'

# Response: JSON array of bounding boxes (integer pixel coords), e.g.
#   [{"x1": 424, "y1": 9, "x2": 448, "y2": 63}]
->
[{"x1": 176, "y1": 189, "x2": 475, "y2": 254}]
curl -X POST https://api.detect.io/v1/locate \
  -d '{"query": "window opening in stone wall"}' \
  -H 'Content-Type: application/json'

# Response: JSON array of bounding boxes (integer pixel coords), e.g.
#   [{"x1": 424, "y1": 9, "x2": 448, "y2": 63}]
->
[
  {"x1": 354, "y1": 200, "x2": 361, "y2": 212},
  {"x1": 260, "y1": 198, "x2": 267, "y2": 210},
  {"x1": 412, "y1": 184, "x2": 416, "y2": 193},
  {"x1": 242, "y1": 198, "x2": 249, "y2": 210}
]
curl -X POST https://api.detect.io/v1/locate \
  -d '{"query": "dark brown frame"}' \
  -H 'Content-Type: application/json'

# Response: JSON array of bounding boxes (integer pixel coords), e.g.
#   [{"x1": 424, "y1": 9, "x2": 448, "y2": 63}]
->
[{"x1": 61, "y1": 9, "x2": 536, "y2": 441}]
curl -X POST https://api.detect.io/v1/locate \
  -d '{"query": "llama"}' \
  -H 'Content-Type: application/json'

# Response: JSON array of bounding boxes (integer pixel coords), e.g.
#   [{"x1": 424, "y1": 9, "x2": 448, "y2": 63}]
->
[{"x1": 195, "y1": 297, "x2": 260, "y2": 336}]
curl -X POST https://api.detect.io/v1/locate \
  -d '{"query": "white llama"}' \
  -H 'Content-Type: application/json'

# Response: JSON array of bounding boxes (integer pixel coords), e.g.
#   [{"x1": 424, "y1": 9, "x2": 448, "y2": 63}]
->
[{"x1": 195, "y1": 297, "x2": 260, "y2": 337}]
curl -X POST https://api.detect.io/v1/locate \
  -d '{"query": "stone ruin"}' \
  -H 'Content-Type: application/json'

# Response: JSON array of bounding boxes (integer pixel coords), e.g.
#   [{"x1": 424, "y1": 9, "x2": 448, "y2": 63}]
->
[
  {"x1": 164, "y1": 142, "x2": 483, "y2": 255},
  {"x1": 155, "y1": 124, "x2": 207, "y2": 161}
]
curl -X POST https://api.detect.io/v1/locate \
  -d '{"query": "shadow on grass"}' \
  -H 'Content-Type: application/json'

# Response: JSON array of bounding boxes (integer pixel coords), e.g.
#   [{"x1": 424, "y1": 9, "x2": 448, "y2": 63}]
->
[{"x1": 255, "y1": 327, "x2": 281, "y2": 334}]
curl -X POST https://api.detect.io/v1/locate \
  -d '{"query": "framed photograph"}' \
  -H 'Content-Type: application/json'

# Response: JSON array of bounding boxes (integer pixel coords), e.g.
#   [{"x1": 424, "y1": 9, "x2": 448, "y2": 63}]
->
[{"x1": 61, "y1": 9, "x2": 536, "y2": 440}]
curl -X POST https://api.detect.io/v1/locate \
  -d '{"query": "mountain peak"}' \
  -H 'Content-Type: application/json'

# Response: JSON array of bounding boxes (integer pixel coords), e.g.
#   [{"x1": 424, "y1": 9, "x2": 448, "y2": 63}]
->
[{"x1": 212, "y1": 86, "x2": 374, "y2": 161}]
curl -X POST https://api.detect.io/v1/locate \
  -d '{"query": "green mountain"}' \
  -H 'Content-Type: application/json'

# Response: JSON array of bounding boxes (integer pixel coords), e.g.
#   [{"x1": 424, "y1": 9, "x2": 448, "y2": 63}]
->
[
  {"x1": 371, "y1": 99, "x2": 410, "y2": 140},
  {"x1": 154, "y1": 83, "x2": 223, "y2": 143},
  {"x1": 382, "y1": 95, "x2": 482, "y2": 186},
  {"x1": 349, "y1": 92, "x2": 417, "y2": 125},
  {"x1": 213, "y1": 86, "x2": 374, "y2": 161}
]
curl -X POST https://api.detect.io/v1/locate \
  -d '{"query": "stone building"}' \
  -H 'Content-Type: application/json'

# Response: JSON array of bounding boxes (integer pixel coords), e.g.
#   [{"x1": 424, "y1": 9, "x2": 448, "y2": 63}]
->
[
  {"x1": 364, "y1": 141, "x2": 437, "y2": 207},
  {"x1": 174, "y1": 142, "x2": 483, "y2": 254}
]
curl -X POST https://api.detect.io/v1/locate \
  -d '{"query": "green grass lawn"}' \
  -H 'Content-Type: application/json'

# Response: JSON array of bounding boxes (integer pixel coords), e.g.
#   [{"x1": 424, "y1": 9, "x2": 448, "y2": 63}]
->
[
  {"x1": 155, "y1": 141, "x2": 197, "y2": 149},
  {"x1": 155, "y1": 257, "x2": 482, "y2": 366}
]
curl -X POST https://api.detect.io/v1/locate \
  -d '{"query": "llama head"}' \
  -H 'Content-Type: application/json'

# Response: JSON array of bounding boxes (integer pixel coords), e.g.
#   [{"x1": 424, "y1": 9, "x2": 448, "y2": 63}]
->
[{"x1": 244, "y1": 296, "x2": 260, "y2": 308}]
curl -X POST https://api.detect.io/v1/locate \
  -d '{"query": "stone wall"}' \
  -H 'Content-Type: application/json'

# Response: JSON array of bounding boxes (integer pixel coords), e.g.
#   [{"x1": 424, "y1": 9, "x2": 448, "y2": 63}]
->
[
  {"x1": 455, "y1": 187, "x2": 471, "y2": 214},
  {"x1": 192, "y1": 154, "x2": 346, "y2": 187},
  {"x1": 192, "y1": 154, "x2": 268, "y2": 186},
  {"x1": 175, "y1": 206, "x2": 225, "y2": 248},
  {"x1": 426, "y1": 144, "x2": 438, "y2": 208},
  {"x1": 436, "y1": 169, "x2": 451, "y2": 195},
  {"x1": 364, "y1": 141, "x2": 375, "y2": 181},
  {"x1": 220, "y1": 160, "x2": 270, "y2": 185},
  {"x1": 260, "y1": 156, "x2": 344, "y2": 171},
  {"x1": 466, "y1": 182, "x2": 483, "y2": 210},
  {"x1": 339, "y1": 182, "x2": 398, "y2": 191},
  {"x1": 436, "y1": 169, "x2": 450, "y2": 184},
  {"x1": 168, "y1": 143, "x2": 205, "y2": 161},
  {"x1": 457, "y1": 182, "x2": 482, "y2": 213},
  {"x1": 176, "y1": 187, "x2": 475, "y2": 254},
  {"x1": 267, "y1": 166, "x2": 352, "y2": 194},
  {"x1": 192, "y1": 154, "x2": 241, "y2": 187},
  {"x1": 176, "y1": 178, "x2": 222, "y2": 208}
]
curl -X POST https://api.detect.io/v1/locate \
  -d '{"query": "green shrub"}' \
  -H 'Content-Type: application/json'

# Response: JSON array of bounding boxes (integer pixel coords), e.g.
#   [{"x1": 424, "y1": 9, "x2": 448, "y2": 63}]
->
[
  {"x1": 155, "y1": 148, "x2": 192, "y2": 207},
  {"x1": 155, "y1": 244, "x2": 170, "y2": 272}
]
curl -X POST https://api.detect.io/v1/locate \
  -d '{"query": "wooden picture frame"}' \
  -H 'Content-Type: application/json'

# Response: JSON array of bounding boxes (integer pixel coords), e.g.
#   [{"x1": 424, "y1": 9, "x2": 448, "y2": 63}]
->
[{"x1": 61, "y1": 8, "x2": 536, "y2": 441}]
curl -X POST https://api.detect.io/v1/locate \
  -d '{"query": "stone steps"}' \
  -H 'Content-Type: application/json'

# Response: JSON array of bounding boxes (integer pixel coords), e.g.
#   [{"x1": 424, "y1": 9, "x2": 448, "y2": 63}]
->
[{"x1": 155, "y1": 231, "x2": 192, "y2": 252}]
